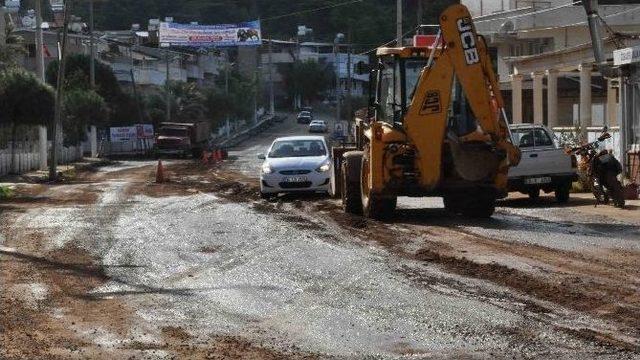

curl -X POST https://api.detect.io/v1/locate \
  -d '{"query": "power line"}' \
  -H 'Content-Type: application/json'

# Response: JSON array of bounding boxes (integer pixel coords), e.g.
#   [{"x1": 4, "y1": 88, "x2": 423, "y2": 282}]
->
[
  {"x1": 517, "y1": 5, "x2": 640, "y2": 32},
  {"x1": 356, "y1": 26, "x2": 419, "y2": 56},
  {"x1": 261, "y1": 0, "x2": 364, "y2": 22},
  {"x1": 474, "y1": 1, "x2": 583, "y2": 24}
]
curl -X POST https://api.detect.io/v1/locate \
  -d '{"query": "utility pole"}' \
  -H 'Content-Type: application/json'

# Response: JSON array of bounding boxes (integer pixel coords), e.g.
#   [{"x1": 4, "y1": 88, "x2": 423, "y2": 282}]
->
[
  {"x1": 50, "y1": 0, "x2": 72, "y2": 181},
  {"x1": 89, "y1": 0, "x2": 95, "y2": 88},
  {"x1": 165, "y1": 50, "x2": 171, "y2": 122},
  {"x1": 268, "y1": 38, "x2": 275, "y2": 115},
  {"x1": 417, "y1": 0, "x2": 423, "y2": 27},
  {"x1": 35, "y1": 0, "x2": 47, "y2": 170},
  {"x1": 397, "y1": 0, "x2": 403, "y2": 46}
]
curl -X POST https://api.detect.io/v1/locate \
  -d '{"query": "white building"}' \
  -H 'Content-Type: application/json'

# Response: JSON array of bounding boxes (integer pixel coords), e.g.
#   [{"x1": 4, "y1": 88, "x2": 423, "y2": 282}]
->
[
  {"x1": 260, "y1": 40, "x2": 370, "y2": 101},
  {"x1": 463, "y1": 0, "x2": 640, "y2": 136}
]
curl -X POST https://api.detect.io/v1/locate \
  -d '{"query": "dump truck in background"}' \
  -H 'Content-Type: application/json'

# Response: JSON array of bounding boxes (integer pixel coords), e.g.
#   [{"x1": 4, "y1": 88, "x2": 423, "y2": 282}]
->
[{"x1": 155, "y1": 121, "x2": 211, "y2": 158}]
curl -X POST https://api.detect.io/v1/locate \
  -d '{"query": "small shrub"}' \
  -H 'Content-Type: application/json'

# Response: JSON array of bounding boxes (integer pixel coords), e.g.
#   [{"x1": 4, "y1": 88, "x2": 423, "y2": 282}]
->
[{"x1": 0, "y1": 186, "x2": 13, "y2": 199}]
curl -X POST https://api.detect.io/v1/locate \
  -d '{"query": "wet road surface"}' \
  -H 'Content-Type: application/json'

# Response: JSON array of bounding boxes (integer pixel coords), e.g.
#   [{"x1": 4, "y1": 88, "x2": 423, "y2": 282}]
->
[{"x1": 1, "y1": 115, "x2": 639, "y2": 358}]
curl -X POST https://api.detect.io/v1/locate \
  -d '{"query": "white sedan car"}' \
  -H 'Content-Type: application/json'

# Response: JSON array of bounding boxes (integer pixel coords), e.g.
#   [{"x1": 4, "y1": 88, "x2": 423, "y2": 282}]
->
[
  {"x1": 259, "y1": 136, "x2": 331, "y2": 198},
  {"x1": 308, "y1": 120, "x2": 328, "y2": 133}
]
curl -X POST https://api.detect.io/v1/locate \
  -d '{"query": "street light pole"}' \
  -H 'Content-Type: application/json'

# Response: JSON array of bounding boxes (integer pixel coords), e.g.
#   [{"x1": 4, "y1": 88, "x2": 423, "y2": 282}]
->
[
  {"x1": 334, "y1": 43, "x2": 340, "y2": 127},
  {"x1": 35, "y1": 0, "x2": 45, "y2": 81},
  {"x1": 89, "y1": 0, "x2": 95, "y2": 88},
  {"x1": 397, "y1": 0, "x2": 403, "y2": 46},
  {"x1": 334, "y1": 33, "x2": 344, "y2": 132},
  {"x1": 165, "y1": 50, "x2": 171, "y2": 122},
  {"x1": 268, "y1": 38, "x2": 275, "y2": 115}
]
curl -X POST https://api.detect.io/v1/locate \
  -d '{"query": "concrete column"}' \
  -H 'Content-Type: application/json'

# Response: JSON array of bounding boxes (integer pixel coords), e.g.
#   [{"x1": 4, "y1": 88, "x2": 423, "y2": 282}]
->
[
  {"x1": 39, "y1": 126, "x2": 48, "y2": 170},
  {"x1": 510, "y1": 74, "x2": 523, "y2": 124},
  {"x1": 531, "y1": 71, "x2": 544, "y2": 124},
  {"x1": 579, "y1": 63, "x2": 592, "y2": 140},
  {"x1": 546, "y1": 69, "x2": 559, "y2": 128},
  {"x1": 90, "y1": 125, "x2": 98, "y2": 158},
  {"x1": 606, "y1": 79, "x2": 618, "y2": 127}
]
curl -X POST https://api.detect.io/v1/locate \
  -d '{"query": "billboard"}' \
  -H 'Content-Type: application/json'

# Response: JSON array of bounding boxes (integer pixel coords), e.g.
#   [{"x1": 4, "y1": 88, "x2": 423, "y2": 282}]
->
[
  {"x1": 110, "y1": 124, "x2": 154, "y2": 142},
  {"x1": 159, "y1": 20, "x2": 262, "y2": 47}
]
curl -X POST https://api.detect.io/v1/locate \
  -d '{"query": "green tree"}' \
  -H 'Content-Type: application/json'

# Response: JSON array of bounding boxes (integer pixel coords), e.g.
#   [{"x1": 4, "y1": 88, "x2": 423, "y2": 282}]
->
[
  {"x1": 46, "y1": 54, "x2": 121, "y2": 103},
  {"x1": 0, "y1": 69, "x2": 55, "y2": 127},
  {"x1": 281, "y1": 60, "x2": 332, "y2": 105},
  {"x1": 0, "y1": 69, "x2": 55, "y2": 173},
  {"x1": 145, "y1": 81, "x2": 208, "y2": 125},
  {"x1": 63, "y1": 89, "x2": 108, "y2": 146}
]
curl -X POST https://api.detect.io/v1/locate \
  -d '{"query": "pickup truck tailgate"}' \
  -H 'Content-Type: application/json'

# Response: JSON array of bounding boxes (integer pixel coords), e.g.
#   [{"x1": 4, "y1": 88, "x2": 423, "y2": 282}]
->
[{"x1": 509, "y1": 147, "x2": 574, "y2": 178}]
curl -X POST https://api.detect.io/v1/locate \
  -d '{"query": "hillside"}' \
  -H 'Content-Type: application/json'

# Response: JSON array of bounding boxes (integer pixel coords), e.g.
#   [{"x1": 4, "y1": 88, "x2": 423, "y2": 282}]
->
[{"x1": 70, "y1": 0, "x2": 452, "y2": 49}]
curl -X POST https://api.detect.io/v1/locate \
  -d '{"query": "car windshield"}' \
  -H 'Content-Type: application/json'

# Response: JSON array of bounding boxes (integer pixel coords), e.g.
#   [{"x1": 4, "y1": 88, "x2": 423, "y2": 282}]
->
[
  {"x1": 512, "y1": 128, "x2": 554, "y2": 148},
  {"x1": 159, "y1": 128, "x2": 188, "y2": 137},
  {"x1": 299, "y1": 111, "x2": 311, "y2": 116},
  {"x1": 268, "y1": 139, "x2": 326, "y2": 158},
  {"x1": 310, "y1": 121, "x2": 324, "y2": 125}
]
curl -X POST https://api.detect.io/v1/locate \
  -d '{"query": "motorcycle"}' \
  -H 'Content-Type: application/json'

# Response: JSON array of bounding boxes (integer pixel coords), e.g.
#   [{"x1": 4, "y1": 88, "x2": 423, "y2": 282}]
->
[{"x1": 567, "y1": 128, "x2": 625, "y2": 208}]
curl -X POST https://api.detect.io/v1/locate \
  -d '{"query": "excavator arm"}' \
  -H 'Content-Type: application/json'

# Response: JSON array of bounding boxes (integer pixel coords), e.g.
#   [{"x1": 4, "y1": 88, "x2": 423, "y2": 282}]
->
[{"x1": 404, "y1": 4, "x2": 520, "y2": 190}]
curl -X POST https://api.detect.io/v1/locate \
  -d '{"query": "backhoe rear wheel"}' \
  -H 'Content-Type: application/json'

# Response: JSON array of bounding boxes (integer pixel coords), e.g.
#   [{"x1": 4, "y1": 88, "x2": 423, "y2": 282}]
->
[
  {"x1": 460, "y1": 190, "x2": 496, "y2": 218},
  {"x1": 341, "y1": 152, "x2": 363, "y2": 215},
  {"x1": 360, "y1": 147, "x2": 396, "y2": 220}
]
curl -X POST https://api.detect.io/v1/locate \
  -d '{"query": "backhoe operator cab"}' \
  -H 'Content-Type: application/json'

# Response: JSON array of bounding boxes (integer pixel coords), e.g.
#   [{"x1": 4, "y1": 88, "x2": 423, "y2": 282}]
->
[{"x1": 335, "y1": 4, "x2": 521, "y2": 219}]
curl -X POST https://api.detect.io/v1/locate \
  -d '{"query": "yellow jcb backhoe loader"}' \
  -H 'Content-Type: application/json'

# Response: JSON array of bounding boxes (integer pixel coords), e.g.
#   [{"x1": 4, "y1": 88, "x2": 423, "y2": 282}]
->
[{"x1": 332, "y1": 4, "x2": 521, "y2": 219}]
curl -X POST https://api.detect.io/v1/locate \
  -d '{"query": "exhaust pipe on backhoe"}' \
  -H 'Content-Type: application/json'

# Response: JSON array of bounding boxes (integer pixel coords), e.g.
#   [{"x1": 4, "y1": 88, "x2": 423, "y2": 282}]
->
[{"x1": 583, "y1": 0, "x2": 621, "y2": 79}]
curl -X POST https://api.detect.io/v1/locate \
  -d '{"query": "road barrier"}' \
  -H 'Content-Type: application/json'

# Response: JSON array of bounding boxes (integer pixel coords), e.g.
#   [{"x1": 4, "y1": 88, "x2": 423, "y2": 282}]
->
[{"x1": 216, "y1": 114, "x2": 277, "y2": 149}]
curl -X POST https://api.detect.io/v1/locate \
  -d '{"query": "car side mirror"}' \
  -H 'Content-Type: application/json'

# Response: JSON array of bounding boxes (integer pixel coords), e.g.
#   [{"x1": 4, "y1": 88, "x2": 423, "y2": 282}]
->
[{"x1": 257, "y1": 153, "x2": 266, "y2": 160}]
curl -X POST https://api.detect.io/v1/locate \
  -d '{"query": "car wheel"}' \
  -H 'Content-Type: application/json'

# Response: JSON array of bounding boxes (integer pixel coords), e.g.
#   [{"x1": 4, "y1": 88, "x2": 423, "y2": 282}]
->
[
  {"x1": 260, "y1": 191, "x2": 276, "y2": 200},
  {"x1": 342, "y1": 152, "x2": 363, "y2": 215}
]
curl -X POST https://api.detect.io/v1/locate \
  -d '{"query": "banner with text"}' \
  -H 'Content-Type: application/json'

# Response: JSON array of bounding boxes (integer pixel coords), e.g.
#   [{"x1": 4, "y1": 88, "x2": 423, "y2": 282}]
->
[
  {"x1": 159, "y1": 20, "x2": 262, "y2": 47},
  {"x1": 110, "y1": 124, "x2": 154, "y2": 142}
]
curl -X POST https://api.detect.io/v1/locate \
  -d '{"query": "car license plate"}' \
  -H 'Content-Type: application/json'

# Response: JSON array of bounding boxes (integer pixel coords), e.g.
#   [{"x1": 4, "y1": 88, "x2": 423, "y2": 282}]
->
[
  {"x1": 524, "y1": 176, "x2": 551, "y2": 185},
  {"x1": 284, "y1": 176, "x2": 307, "y2": 183}
]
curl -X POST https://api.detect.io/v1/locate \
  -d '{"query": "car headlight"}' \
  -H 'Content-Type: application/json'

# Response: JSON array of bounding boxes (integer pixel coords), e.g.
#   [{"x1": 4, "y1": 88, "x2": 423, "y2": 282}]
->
[
  {"x1": 316, "y1": 161, "x2": 331, "y2": 173},
  {"x1": 261, "y1": 162, "x2": 273, "y2": 174}
]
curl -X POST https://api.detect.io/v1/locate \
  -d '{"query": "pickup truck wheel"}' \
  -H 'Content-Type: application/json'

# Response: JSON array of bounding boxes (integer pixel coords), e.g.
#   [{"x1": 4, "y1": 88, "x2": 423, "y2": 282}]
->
[
  {"x1": 460, "y1": 191, "x2": 496, "y2": 218},
  {"x1": 528, "y1": 188, "x2": 540, "y2": 201},
  {"x1": 341, "y1": 153, "x2": 363, "y2": 215},
  {"x1": 555, "y1": 182, "x2": 571, "y2": 204}
]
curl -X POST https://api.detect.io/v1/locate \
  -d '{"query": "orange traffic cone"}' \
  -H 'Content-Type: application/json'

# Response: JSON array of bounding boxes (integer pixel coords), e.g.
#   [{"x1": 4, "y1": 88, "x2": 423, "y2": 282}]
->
[{"x1": 156, "y1": 160, "x2": 165, "y2": 183}]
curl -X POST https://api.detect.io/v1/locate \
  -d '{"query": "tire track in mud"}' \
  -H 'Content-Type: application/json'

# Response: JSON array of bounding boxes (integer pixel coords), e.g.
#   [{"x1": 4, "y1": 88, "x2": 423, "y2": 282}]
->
[{"x1": 157, "y1": 162, "x2": 639, "y2": 352}]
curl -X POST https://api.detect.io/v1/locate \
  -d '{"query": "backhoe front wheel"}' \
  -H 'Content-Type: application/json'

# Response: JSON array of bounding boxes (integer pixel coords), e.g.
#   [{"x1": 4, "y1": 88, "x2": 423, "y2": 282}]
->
[{"x1": 360, "y1": 148, "x2": 396, "y2": 220}]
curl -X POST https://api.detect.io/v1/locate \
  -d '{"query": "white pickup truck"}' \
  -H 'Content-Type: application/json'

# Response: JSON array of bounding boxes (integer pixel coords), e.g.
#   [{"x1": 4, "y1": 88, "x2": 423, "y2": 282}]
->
[{"x1": 507, "y1": 124, "x2": 578, "y2": 203}]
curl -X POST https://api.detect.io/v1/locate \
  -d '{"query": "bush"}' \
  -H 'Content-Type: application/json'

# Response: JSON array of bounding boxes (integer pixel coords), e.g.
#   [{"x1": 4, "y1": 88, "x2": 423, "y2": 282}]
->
[{"x1": 0, "y1": 186, "x2": 13, "y2": 200}]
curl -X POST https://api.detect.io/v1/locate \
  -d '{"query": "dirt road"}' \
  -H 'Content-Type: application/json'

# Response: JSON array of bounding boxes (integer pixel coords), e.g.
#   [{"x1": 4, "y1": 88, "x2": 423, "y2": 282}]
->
[{"x1": 1, "y1": 115, "x2": 638, "y2": 359}]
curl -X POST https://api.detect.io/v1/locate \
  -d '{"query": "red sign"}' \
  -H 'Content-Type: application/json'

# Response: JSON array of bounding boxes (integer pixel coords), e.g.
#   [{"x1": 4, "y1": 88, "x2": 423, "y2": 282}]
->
[{"x1": 413, "y1": 35, "x2": 442, "y2": 48}]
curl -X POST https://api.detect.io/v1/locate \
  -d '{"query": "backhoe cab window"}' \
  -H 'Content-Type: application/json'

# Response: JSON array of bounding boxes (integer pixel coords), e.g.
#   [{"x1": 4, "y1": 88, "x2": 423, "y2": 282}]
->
[
  {"x1": 377, "y1": 59, "x2": 402, "y2": 124},
  {"x1": 404, "y1": 59, "x2": 428, "y2": 107}
]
